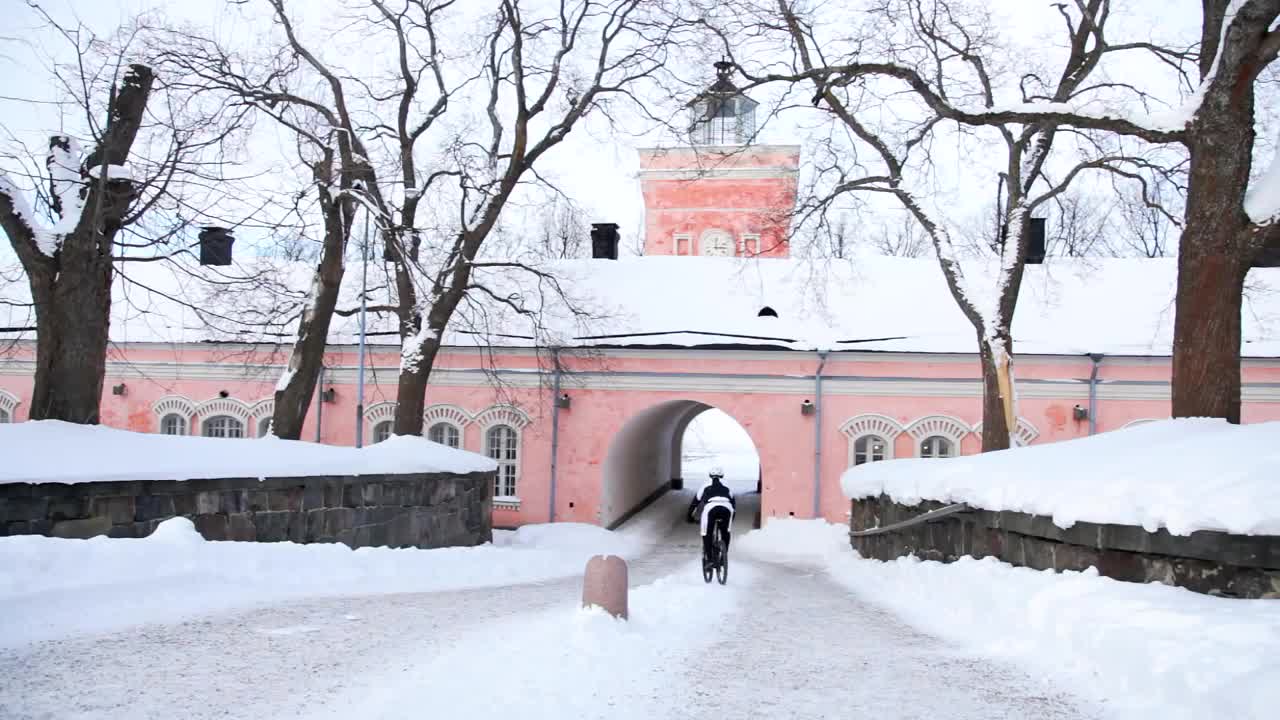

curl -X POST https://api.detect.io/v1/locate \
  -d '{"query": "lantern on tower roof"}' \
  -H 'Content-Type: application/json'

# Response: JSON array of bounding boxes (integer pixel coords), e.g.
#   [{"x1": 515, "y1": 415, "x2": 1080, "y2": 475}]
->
[{"x1": 687, "y1": 60, "x2": 758, "y2": 146}]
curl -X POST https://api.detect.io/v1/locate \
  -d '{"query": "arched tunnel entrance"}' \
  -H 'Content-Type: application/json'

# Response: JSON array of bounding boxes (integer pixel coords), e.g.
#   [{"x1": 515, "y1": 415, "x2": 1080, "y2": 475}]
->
[{"x1": 599, "y1": 400, "x2": 762, "y2": 533}]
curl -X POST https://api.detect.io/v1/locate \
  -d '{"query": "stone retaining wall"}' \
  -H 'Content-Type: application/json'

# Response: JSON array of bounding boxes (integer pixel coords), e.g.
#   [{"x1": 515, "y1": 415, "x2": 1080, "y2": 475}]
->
[
  {"x1": 0, "y1": 471, "x2": 494, "y2": 549},
  {"x1": 851, "y1": 495, "x2": 1280, "y2": 599}
]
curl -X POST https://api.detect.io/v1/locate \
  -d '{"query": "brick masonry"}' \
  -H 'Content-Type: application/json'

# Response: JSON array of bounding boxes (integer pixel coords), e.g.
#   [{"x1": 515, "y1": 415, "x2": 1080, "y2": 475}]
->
[
  {"x1": 0, "y1": 471, "x2": 495, "y2": 549},
  {"x1": 850, "y1": 494, "x2": 1280, "y2": 599}
]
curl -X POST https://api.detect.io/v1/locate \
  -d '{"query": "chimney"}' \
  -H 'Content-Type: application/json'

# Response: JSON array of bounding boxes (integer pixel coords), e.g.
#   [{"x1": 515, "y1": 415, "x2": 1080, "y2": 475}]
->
[
  {"x1": 591, "y1": 223, "x2": 619, "y2": 260},
  {"x1": 1026, "y1": 217, "x2": 1046, "y2": 264},
  {"x1": 198, "y1": 227, "x2": 235, "y2": 266}
]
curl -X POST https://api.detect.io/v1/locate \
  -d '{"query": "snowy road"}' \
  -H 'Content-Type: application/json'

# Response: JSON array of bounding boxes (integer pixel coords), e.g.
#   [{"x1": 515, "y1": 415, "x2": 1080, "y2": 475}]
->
[{"x1": 0, "y1": 492, "x2": 1095, "y2": 720}]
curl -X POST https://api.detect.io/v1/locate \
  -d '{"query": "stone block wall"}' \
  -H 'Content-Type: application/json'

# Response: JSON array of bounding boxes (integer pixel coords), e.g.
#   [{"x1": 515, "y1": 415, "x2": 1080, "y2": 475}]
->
[
  {"x1": 0, "y1": 471, "x2": 495, "y2": 549},
  {"x1": 851, "y1": 494, "x2": 1280, "y2": 599}
]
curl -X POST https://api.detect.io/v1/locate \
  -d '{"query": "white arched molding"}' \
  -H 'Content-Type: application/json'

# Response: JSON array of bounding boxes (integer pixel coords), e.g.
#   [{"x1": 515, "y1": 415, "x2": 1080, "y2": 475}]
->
[
  {"x1": 972, "y1": 417, "x2": 1041, "y2": 447},
  {"x1": 194, "y1": 397, "x2": 253, "y2": 435},
  {"x1": 152, "y1": 395, "x2": 195, "y2": 433},
  {"x1": 250, "y1": 398, "x2": 275, "y2": 437},
  {"x1": 906, "y1": 415, "x2": 970, "y2": 443},
  {"x1": 364, "y1": 401, "x2": 398, "y2": 445},
  {"x1": 474, "y1": 404, "x2": 531, "y2": 431},
  {"x1": 424, "y1": 403, "x2": 473, "y2": 429},
  {"x1": 0, "y1": 389, "x2": 21, "y2": 422},
  {"x1": 839, "y1": 414, "x2": 904, "y2": 464}
]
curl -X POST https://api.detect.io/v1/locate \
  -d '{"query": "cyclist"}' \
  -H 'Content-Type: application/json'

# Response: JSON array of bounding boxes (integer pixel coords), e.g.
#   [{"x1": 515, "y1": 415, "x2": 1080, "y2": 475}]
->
[{"x1": 690, "y1": 467, "x2": 735, "y2": 568}]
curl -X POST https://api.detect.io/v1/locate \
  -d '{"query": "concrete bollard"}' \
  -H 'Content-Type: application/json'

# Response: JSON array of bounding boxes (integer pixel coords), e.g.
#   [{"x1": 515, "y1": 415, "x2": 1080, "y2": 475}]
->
[{"x1": 581, "y1": 554, "x2": 629, "y2": 620}]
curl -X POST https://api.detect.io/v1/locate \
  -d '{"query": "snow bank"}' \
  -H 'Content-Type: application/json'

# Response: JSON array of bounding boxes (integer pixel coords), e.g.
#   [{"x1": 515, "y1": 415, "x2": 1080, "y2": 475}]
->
[
  {"x1": 493, "y1": 521, "x2": 645, "y2": 558},
  {"x1": 841, "y1": 419, "x2": 1280, "y2": 536},
  {"x1": 740, "y1": 519, "x2": 1280, "y2": 720},
  {"x1": 0, "y1": 420, "x2": 496, "y2": 484},
  {"x1": 0, "y1": 516, "x2": 641, "y2": 648}
]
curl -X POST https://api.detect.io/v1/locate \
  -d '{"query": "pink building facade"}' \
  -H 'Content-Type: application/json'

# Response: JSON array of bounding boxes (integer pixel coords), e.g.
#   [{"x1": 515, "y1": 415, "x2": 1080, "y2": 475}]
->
[{"x1": 3, "y1": 67, "x2": 1280, "y2": 530}]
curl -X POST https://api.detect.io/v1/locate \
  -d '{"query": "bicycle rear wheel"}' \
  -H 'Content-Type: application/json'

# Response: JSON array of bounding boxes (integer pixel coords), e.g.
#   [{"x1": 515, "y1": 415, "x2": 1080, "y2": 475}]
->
[
  {"x1": 715, "y1": 533, "x2": 728, "y2": 585},
  {"x1": 702, "y1": 546, "x2": 713, "y2": 583}
]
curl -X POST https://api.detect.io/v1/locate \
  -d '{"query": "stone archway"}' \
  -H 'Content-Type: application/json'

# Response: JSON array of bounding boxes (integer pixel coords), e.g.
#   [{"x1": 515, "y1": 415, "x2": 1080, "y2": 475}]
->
[{"x1": 598, "y1": 400, "x2": 762, "y2": 530}]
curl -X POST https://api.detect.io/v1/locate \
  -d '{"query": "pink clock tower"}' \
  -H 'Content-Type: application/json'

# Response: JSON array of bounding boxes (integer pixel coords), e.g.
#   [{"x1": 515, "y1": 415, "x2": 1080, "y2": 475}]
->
[{"x1": 639, "y1": 61, "x2": 800, "y2": 259}]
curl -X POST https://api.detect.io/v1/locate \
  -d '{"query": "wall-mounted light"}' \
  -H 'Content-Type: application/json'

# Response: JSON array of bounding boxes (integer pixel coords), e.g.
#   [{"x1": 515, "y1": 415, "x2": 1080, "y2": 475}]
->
[
  {"x1": 800, "y1": 399, "x2": 815, "y2": 416},
  {"x1": 111, "y1": 383, "x2": 126, "y2": 396},
  {"x1": 555, "y1": 393, "x2": 571, "y2": 409},
  {"x1": 1072, "y1": 404, "x2": 1089, "y2": 421},
  {"x1": 321, "y1": 387, "x2": 336, "y2": 403},
  {"x1": 218, "y1": 390, "x2": 230, "y2": 399}
]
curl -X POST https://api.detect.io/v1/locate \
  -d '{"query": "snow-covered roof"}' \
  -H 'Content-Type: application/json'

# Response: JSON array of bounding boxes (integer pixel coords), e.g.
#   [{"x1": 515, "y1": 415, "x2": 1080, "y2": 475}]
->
[
  {"x1": 2, "y1": 254, "x2": 1278, "y2": 356},
  {"x1": 840, "y1": 418, "x2": 1280, "y2": 536}
]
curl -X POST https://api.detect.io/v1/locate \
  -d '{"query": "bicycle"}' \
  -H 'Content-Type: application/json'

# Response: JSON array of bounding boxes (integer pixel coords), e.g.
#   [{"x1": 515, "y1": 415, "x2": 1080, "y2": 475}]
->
[{"x1": 701, "y1": 524, "x2": 728, "y2": 585}]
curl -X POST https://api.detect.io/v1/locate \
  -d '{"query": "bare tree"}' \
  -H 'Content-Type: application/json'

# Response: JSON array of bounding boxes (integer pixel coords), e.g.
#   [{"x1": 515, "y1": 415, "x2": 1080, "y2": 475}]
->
[
  {"x1": 1116, "y1": 180, "x2": 1175, "y2": 258},
  {"x1": 717, "y1": 0, "x2": 1181, "y2": 449},
  {"x1": 761, "y1": 0, "x2": 1280, "y2": 424},
  {"x1": 534, "y1": 195, "x2": 589, "y2": 260},
  {"x1": 0, "y1": 6, "x2": 250, "y2": 423},
  {"x1": 871, "y1": 214, "x2": 929, "y2": 258},
  {"x1": 160, "y1": 0, "x2": 673, "y2": 438}
]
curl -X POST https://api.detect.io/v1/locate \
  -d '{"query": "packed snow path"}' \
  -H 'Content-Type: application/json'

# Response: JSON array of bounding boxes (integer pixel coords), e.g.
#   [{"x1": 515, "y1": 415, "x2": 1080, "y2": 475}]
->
[{"x1": 0, "y1": 492, "x2": 1093, "y2": 719}]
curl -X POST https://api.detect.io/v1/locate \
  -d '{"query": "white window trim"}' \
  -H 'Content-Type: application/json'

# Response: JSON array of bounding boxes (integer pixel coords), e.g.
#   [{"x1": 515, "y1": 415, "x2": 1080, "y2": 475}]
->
[
  {"x1": 160, "y1": 413, "x2": 189, "y2": 436},
  {"x1": 251, "y1": 398, "x2": 275, "y2": 437},
  {"x1": 363, "y1": 401, "x2": 399, "y2": 445},
  {"x1": 906, "y1": 414, "x2": 969, "y2": 458},
  {"x1": 194, "y1": 397, "x2": 252, "y2": 437},
  {"x1": 478, "y1": 405, "x2": 529, "y2": 502},
  {"x1": 971, "y1": 417, "x2": 1040, "y2": 447},
  {"x1": 372, "y1": 419, "x2": 395, "y2": 444},
  {"x1": 202, "y1": 414, "x2": 248, "y2": 439},
  {"x1": 674, "y1": 233, "x2": 692, "y2": 256},
  {"x1": 152, "y1": 395, "x2": 195, "y2": 432},
  {"x1": 740, "y1": 233, "x2": 761, "y2": 256},
  {"x1": 494, "y1": 497, "x2": 521, "y2": 511},
  {"x1": 0, "y1": 389, "x2": 20, "y2": 423},
  {"x1": 840, "y1": 413, "x2": 903, "y2": 466},
  {"x1": 427, "y1": 420, "x2": 462, "y2": 448}
]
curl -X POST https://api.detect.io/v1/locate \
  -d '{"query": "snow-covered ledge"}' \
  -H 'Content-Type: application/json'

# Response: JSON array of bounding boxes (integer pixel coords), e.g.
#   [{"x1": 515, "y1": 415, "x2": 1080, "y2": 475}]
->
[{"x1": 842, "y1": 420, "x2": 1280, "y2": 599}]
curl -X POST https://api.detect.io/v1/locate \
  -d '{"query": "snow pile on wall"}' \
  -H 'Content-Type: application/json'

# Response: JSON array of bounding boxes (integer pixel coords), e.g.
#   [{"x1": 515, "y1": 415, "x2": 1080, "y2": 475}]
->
[
  {"x1": 0, "y1": 516, "x2": 641, "y2": 648},
  {"x1": 841, "y1": 419, "x2": 1280, "y2": 536},
  {"x1": 0, "y1": 420, "x2": 496, "y2": 484},
  {"x1": 740, "y1": 519, "x2": 1280, "y2": 720}
]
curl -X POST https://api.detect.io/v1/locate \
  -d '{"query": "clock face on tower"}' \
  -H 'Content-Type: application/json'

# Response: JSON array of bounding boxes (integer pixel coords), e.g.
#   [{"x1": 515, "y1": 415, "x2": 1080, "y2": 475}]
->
[{"x1": 701, "y1": 230, "x2": 735, "y2": 257}]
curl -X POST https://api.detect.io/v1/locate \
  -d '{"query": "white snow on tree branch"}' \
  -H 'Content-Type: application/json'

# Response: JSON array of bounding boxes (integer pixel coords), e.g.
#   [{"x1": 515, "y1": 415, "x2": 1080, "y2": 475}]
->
[
  {"x1": 40, "y1": 135, "x2": 89, "y2": 256},
  {"x1": 0, "y1": 172, "x2": 45, "y2": 240},
  {"x1": 1245, "y1": 139, "x2": 1280, "y2": 225},
  {"x1": 86, "y1": 163, "x2": 134, "y2": 182}
]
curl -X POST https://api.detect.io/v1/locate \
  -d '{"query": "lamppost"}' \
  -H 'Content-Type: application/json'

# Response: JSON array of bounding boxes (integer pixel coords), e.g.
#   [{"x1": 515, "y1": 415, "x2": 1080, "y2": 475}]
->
[{"x1": 355, "y1": 204, "x2": 370, "y2": 447}]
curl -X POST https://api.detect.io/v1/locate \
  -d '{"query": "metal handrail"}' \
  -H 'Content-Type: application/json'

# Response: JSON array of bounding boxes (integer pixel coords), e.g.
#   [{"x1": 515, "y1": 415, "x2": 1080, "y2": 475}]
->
[{"x1": 849, "y1": 502, "x2": 970, "y2": 537}]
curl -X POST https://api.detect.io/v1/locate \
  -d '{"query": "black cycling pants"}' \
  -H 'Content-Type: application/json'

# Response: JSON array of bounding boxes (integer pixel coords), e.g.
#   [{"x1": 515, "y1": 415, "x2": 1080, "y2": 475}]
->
[{"x1": 703, "y1": 505, "x2": 732, "y2": 558}]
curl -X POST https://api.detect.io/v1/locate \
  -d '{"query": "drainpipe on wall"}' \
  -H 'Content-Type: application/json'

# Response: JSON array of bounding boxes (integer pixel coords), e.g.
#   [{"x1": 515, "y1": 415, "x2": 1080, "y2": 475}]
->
[
  {"x1": 549, "y1": 348, "x2": 562, "y2": 523},
  {"x1": 812, "y1": 351, "x2": 829, "y2": 518},
  {"x1": 1088, "y1": 353, "x2": 1103, "y2": 435},
  {"x1": 315, "y1": 364, "x2": 325, "y2": 443}
]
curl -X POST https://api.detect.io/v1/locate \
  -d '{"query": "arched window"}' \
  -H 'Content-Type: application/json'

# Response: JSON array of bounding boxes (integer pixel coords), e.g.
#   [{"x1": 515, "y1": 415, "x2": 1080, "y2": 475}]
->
[
  {"x1": 920, "y1": 436, "x2": 955, "y2": 459},
  {"x1": 203, "y1": 415, "x2": 245, "y2": 439},
  {"x1": 853, "y1": 435, "x2": 888, "y2": 465},
  {"x1": 161, "y1": 413, "x2": 188, "y2": 436},
  {"x1": 373, "y1": 421, "x2": 394, "y2": 444},
  {"x1": 485, "y1": 424, "x2": 519, "y2": 498},
  {"x1": 0, "y1": 389, "x2": 18, "y2": 423},
  {"x1": 428, "y1": 421, "x2": 460, "y2": 448}
]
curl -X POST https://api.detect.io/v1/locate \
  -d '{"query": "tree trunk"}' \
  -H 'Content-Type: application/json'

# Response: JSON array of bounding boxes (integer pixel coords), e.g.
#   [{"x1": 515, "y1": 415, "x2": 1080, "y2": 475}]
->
[
  {"x1": 393, "y1": 338, "x2": 440, "y2": 437},
  {"x1": 978, "y1": 336, "x2": 1015, "y2": 452},
  {"x1": 1170, "y1": 0, "x2": 1270, "y2": 422},
  {"x1": 271, "y1": 164, "x2": 351, "y2": 440},
  {"x1": 28, "y1": 244, "x2": 113, "y2": 423}
]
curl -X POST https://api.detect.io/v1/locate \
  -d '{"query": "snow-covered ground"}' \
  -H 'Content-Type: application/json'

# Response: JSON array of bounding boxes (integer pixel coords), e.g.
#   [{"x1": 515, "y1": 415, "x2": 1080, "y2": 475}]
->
[
  {"x1": 842, "y1": 418, "x2": 1280, "y2": 536},
  {"x1": 0, "y1": 420, "x2": 495, "y2": 484},
  {"x1": 0, "y1": 513, "x2": 654, "y2": 649},
  {"x1": 740, "y1": 519, "x2": 1280, "y2": 720}
]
